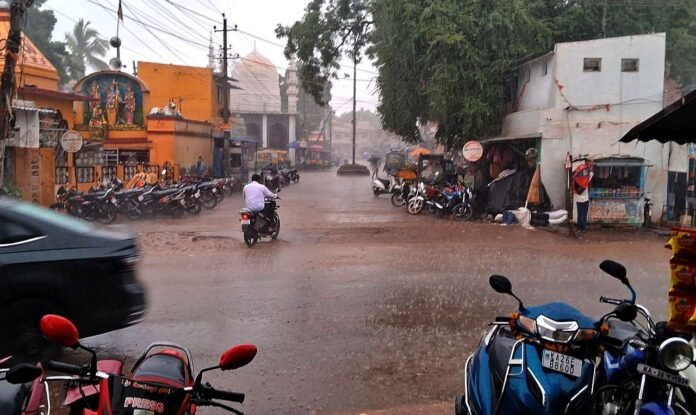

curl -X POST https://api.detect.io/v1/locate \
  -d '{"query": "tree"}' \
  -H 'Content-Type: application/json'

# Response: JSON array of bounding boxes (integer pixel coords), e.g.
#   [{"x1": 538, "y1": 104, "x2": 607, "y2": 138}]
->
[
  {"x1": 64, "y1": 19, "x2": 109, "y2": 81},
  {"x1": 276, "y1": 0, "x2": 372, "y2": 164},
  {"x1": 24, "y1": 0, "x2": 69, "y2": 85}
]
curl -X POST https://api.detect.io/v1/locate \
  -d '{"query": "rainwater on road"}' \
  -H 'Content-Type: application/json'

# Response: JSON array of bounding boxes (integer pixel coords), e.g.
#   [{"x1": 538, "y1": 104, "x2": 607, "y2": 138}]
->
[{"x1": 75, "y1": 170, "x2": 669, "y2": 414}]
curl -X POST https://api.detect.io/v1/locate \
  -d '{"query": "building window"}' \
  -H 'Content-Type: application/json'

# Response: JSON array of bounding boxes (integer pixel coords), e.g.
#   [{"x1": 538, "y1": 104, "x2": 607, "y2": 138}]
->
[
  {"x1": 542, "y1": 62, "x2": 548, "y2": 77},
  {"x1": 622, "y1": 58, "x2": 639, "y2": 72},
  {"x1": 583, "y1": 58, "x2": 602, "y2": 72}
]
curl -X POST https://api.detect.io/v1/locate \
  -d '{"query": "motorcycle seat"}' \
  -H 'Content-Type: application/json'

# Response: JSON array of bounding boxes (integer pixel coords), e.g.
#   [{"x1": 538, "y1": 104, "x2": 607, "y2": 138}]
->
[
  {"x1": 153, "y1": 189, "x2": 179, "y2": 198},
  {"x1": 0, "y1": 380, "x2": 28, "y2": 415}
]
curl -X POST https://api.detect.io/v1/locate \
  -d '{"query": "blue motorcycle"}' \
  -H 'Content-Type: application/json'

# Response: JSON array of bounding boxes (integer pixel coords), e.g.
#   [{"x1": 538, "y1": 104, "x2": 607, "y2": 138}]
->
[
  {"x1": 456, "y1": 271, "x2": 604, "y2": 414},
  {"x1": 594, "y1": 260, "x2": 694, "y2": 415}
]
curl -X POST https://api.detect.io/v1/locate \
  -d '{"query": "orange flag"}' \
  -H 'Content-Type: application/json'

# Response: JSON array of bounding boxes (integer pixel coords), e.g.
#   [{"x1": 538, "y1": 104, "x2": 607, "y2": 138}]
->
[{"x1": 527, "y1": 165, "x2": 541, "y2": 205}]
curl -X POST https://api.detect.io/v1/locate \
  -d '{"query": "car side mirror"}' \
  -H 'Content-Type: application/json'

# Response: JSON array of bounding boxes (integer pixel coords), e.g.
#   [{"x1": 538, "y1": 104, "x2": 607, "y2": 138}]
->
[
  {"x1": 219, "y1": 344, "x2": 258, "y2": 371},
  {"x1": 40, "y1": 315, "x2": 79, "y2": 348},
  {"x1": 5, "y1": 363, "x2": 42, "y2": 384}
]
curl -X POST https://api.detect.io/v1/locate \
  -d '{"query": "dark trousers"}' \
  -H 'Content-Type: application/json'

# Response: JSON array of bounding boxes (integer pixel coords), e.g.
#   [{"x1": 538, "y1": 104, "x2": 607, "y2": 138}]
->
[{"x1": 576, "y1": 201, "x2": 589, "y2": 231}]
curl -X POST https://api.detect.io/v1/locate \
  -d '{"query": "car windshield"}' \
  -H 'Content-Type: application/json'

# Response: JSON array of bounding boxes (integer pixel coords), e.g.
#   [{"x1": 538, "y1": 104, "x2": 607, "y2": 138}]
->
[{"x1": 8, "y1": 201, "x2": 92, "y2": 234}]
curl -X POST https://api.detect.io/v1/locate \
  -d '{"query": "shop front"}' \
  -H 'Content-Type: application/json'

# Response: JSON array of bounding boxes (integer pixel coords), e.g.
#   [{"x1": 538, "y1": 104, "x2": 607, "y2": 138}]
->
[
  {"x1": 581, "y1": 156, "x2": 648, "y2": 227},
  {"x1": 229, "y1": 137, "x2": 258, "y2": 185}
]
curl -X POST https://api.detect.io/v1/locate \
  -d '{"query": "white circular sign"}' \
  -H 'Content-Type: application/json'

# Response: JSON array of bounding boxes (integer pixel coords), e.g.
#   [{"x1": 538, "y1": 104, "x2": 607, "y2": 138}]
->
[
  {"x1": 462, "y1": 140, "x2": 483, "y2": 162},
  {"x1": 60, "y1": 130, "x2": 83, "y2": 153}
]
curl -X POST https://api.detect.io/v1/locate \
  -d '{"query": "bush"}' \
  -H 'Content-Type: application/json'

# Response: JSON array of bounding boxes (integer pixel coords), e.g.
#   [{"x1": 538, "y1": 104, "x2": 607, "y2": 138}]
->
[{"x1": 0, "y1": 179, "x2": 23, "y2": 199}]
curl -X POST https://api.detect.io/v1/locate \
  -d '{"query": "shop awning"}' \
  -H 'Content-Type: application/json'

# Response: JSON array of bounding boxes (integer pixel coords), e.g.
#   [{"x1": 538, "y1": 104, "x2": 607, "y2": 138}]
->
[
  {"x1": 483, "y1": 133, "x2": 541, "y2": 143},
  {"x1": 229, "y1": 136, "x2": 258, "y2": 144},
  {"x1": 620, "y1": 89, "x2": 696, "y2": 144}
]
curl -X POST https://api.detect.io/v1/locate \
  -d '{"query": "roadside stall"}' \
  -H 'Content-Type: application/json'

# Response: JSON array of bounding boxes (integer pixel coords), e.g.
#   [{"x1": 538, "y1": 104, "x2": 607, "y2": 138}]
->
[
  {"x1": 256, "y1": 149, "x2": 289, "y2": 170},
  {"x1": 229, "y1": 137, "x2": 258, "y2": 185},
  {"x1": 302, "y1": 146, "x2": 331, "y2": 169},
  {"x1": 580, "y1": 156, "x2": 649, "y2": 227}
]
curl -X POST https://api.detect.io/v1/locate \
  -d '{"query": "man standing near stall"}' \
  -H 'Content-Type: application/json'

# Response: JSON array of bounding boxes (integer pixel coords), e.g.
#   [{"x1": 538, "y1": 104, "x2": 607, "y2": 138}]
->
[{"x1": 574, "y1": 160, "x2": 594, "y2": 233}]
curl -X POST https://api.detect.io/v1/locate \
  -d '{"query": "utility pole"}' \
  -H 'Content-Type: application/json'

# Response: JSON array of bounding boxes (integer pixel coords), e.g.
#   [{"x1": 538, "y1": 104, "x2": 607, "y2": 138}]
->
[
  {"x1": 0, "y1": 0, "x2": 31, "y2": 188},
  {"x1": 214, "y1": 14, "x2": 236, "y2": 176},
  {"x1": 602, "y1": 0, "x2": 608, "y2": 38},
  {"x1": 351, "y1": 46, "x2": 357, "y2": 165}
]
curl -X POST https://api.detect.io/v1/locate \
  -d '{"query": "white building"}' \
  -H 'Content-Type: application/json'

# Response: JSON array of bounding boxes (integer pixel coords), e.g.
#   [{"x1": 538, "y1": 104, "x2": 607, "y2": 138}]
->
[{"x1": 497, "y1": 33, "x2": 687, "y2": 223}]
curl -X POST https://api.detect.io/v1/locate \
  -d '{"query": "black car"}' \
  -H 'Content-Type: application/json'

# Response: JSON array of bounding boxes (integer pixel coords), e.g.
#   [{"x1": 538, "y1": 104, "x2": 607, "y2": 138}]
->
[{"x1": 0, "y1": 197, "x2": 147, "y2": 359}]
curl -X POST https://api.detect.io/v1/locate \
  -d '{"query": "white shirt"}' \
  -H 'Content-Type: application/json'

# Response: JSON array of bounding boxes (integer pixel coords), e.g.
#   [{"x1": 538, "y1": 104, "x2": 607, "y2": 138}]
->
[{"x1": 243, "y1": 181, "x2": 276, "y2": 211}]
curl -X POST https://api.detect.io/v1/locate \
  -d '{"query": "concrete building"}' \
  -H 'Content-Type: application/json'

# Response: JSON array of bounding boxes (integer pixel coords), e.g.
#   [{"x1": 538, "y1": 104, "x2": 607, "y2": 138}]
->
[{"x1": 496, "y1": 33, "x2": 685, "y2": 224}]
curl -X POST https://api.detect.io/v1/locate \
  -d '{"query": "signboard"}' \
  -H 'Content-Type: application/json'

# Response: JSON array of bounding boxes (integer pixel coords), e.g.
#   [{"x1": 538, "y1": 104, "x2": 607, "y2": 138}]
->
[
  {"x1": 462, "y1": 140, "x2": 483, "y2": 162},
  {"x1": 60, "y1": 130, "x2": 83, "y2": 153}
]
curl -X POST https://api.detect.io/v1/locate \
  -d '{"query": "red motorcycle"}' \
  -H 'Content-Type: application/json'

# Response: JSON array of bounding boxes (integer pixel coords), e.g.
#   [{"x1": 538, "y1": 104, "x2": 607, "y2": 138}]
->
[{"x1": 35, "y1": 315, "x2": 257, "y2": 415}]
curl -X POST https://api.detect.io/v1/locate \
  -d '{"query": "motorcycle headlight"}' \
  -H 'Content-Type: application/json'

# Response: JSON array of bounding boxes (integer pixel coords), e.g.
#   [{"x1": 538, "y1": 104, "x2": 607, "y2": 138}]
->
[
  {"x1": 535, "y1": 315, "x2": 579, "y2": 344},
  {"x1": 658, "y1": 337, "x2": 694, "y2": 372}
]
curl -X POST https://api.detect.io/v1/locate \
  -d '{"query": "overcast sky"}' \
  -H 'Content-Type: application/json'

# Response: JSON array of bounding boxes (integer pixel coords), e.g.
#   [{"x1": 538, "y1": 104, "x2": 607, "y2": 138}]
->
[{"x1": 44, "y1": 0, "x2": 379, "y2": 114}]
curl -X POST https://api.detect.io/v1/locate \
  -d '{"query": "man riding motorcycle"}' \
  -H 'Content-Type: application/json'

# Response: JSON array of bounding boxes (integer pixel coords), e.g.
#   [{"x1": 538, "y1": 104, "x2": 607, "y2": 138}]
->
[{"x1": 243, "y1": 174, "x2": 278, "y2": 233}]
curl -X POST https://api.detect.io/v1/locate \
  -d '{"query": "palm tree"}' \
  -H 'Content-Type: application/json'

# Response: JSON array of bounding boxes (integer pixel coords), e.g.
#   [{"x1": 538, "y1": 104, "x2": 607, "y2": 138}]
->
[{"x1": 65, "y1": 19, "x2": 109, "y2": 81}]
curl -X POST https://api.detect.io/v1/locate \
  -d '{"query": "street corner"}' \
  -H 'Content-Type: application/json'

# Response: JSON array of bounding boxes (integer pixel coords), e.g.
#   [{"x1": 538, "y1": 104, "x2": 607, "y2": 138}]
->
[{"x1": 329, "y1": 402, "x2": 452, "y2": 415}]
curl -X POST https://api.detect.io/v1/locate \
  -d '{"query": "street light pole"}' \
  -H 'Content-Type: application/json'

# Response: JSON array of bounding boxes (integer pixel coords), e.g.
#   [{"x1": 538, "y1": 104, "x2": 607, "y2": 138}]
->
[
  {"x1": 214, "y1": 14, "x2": 236, "y2": 177},
  {"x1": 351, "y1": 50, "x2": 357, "y2": 165}
]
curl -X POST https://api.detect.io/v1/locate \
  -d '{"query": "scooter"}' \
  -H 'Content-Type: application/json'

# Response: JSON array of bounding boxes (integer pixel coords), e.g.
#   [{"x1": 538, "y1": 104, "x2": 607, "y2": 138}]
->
[
  {"x1": 594, "y1": 260, "x2": 694, "y2": 415},
  {"x1": 30, "y1": 314, "x2": 257, "y2": 415},
  {"x1": 456, "y1": 268, "x2": 606, "y2": 414},
  {"x1": 240, "y1": 194, "x2": 281, "y2": 248},
  {"x1": 372, "y1": 175, "x2": 401, "y2": 197}
]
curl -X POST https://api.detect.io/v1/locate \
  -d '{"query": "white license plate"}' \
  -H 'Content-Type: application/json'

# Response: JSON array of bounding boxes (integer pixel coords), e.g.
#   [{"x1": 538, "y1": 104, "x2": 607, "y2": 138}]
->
[
  {"x1": 637, "y1": 363, "x2": 690, "y2": 387},
  {"x1": 240, "y1": 219, "x2": 250, "y2": 225},
  {"x1": 541, "y1": 349, "x2": 583, "y2": 377}
]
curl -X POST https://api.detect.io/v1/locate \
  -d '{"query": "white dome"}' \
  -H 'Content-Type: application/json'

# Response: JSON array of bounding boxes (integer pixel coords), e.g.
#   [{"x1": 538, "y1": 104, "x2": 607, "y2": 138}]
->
[{"x1": 230, "y1": 50, "x2": 281, "y2": 113}]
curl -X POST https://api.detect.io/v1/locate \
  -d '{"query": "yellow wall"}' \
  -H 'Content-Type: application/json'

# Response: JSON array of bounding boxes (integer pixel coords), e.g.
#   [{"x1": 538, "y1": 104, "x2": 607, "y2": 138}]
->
[
  {"x1": 175, "y1": 135, "x2": 213, "y2": 170},
  {"x1": 138, "y1": 62, "x2": 213, "y2": 123}
]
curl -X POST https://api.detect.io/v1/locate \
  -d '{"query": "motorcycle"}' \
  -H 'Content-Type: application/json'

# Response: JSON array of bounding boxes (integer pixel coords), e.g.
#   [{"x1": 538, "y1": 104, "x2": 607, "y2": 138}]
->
[
  {"x1": 0, "y1": 359, "x2": 47, "y2": 415},
  {"x1": 391, "y1": 181, "x2": 413, "y2": 207},
  {"x1": 287, "y1": 168, "x2": 300, "y2": 184},
  {"x1": 31, "y1": 314, "x2": 256, "y2": 415},
  {"x1": 407, "y1": 181, "x2": 442, "y2": 215},
  {"x1": 70, "y1": 188, "x2": 118, "y2": 224},
  {"x1": 239, "y1": 195, "x2": 281, "y2": 248},
  {"x1": 456, "y1": 270, "x2": 605, "y2": 414},
  {"x1": 372, "y1": 175, "x2": 401, "y2": 197},
  {"x1": 438, "y1": 184, "x2": 474, "y2": 221},
  {"x1": 594, "y1": 260, "x2": 695, "y2": 415}
]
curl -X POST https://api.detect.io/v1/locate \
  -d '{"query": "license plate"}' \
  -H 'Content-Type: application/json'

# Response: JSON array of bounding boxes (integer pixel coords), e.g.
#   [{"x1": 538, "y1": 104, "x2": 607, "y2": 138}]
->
[
  {"x1": 542, "y1": 349, "x2": 583, "y2": 377},
  {"x1": 637, "y1": 363, "x2": 690, "y2": 387},
  {"x1": 240, "y1": 219, "x2": 250, "y2": 225}
]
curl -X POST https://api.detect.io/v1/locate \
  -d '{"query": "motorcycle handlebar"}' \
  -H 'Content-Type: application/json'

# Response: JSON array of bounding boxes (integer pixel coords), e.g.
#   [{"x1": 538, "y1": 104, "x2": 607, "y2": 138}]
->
[
  {"x1": 599, "y1": 296, "x2": 623, "y2": 305},
  {"x1": 44, "y1": 360, "x2": 84, "y2": 376},
  {"x1": 211, "y1": 388, "x2": 245, "y2": 404}
]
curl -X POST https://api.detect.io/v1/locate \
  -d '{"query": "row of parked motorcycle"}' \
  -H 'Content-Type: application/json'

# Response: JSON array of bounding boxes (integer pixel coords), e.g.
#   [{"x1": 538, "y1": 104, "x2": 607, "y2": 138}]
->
[
  {"x1": 1, "y1": 260, "x2": 693, "y2": 415},
  {"x1": 49, "y1": 176, "x2": 236, "y2": 224},
  {"x1": 373, "y1": 174, "x2": 478, "y2": 220}
]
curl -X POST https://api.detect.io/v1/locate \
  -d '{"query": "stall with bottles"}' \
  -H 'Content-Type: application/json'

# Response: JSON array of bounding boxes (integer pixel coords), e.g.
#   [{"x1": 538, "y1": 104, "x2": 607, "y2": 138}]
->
[{"x1": 586, "y1": 156, "x2": 649, "y2": 226}]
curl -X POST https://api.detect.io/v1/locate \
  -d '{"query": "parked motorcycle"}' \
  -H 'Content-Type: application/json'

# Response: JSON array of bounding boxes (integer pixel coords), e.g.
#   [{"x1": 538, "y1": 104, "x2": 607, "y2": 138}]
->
[
  {"x1": 456, "y1": 271, "x2": 605, "y2": 414},
  {"x1": 288, "y1": 168, "x2": 300, "y2": 184},
  {"x1": 391, "y1": 181, "x2": 413, "y2": 207},
  {"x1": 0, "y1": 359, "x2": 47, "y2": 415},
  {"x1": 594, "y1": 260, "x2": 694, "y2": 415},
  {"x1": 239, "y1": 195, "x2": 281, "y2": 247},
  {"x1": 30, "y1": 314, "x2": 256, "y2": 415}
]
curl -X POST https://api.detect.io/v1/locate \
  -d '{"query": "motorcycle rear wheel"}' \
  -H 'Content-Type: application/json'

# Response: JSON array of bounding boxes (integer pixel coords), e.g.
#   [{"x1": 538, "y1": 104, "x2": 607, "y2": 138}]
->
[
  {"x1": 373, "y1": 188, "x2": 381, "y2": 197},
  {"x1": 201, "y1": 191, "x2": 217, "y2": 209},
  {"x1": 244, "y1": 230, "x2": 258, "y2": 247},
  {"x1": 271, "y1": 214, "x2": 280, "y2": 240},
  {"x1": 454, "y1": 203, "x2": 473, "y2": 221},
  {"x1": 391, "y1": 192, "x2": 405, "y2": 207},
  {"x1": 171, "y1": 204, "x2": 185, "y2": 219},
  {"x1": 186, "y1": 199, "x2": 202, "y2": 215},
  {"x1": 215, "y1": 190, "x2": 224, "y2": 203},
  {"x1": 292, "y1": 175, "x2": 300, "y2": 183}
]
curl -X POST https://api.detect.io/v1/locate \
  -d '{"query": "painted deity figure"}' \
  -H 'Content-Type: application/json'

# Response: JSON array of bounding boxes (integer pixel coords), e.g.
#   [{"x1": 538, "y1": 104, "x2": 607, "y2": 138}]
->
[
  {"x1": 89, "y1": 106, "x2": 106, "y2": 140},
  {"x1": 106, "y1": 79, "x2": 121, "y2": 125},
  {"x1": 124, "y1": 84, "x2": 136, "y2": 125},
  {"x1": 88, "y1": 80, "x2": 100, "y2": 114}
]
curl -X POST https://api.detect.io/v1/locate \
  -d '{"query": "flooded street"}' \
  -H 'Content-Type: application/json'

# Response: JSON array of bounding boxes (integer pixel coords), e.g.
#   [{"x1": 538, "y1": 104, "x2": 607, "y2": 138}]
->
[{"x1": 78, "y1": 170, "x2": 669, "y2": 414}]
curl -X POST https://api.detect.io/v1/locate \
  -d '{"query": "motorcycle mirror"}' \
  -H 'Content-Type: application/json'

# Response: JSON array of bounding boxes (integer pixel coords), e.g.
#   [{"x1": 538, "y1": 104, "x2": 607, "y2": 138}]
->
[
  {"x1": 489, "y1": 275, "x2": 526, "y2": 311},
  {"x1": 219, "y1": 344, "x2": 257, "y2": 371},
  {"x1": 40, "y1": 315, "x2": 79, "y2": 348},
  {"x1": 275, "y1": 188, "x2": 281, "y2": 193},
  {"x1": 489, "y1": 275, "x2": 513, "y2": 294},
  {"x1": 599, "y1": 260, "x2": 629, "y2": 286},
  {"x1": 614, "y1": 302, "x2": 638, "y2": 322},
  {"x1": 161, "y1": 169, "x2": 167, "y2": 176},
  {"x1": 5, "y1": 363, "x2": 42, "y2": 384}
]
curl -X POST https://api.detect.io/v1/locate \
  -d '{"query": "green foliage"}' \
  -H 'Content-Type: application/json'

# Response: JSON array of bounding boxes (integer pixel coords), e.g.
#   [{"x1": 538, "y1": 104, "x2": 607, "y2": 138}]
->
[
  {"x1": 25, "y1": 0, "x2": 69, "y2": 85},
  {"x1": 0, "y1": 179, "x2": 22, "y2": 199},
  {"x1": 276, "y1": 0, "x2": 371, "y2": 105},
  {"x1": 64, "y1": 19, "x2": 109, "y2": 81}
]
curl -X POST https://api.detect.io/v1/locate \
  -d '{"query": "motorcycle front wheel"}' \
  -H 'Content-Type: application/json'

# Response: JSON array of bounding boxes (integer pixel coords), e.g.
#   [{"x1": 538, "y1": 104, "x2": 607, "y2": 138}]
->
[
  {"x1": 186, "y1": 199, "x2": 202, "y2": 215},
  {"x1": 292, "y1": 175, "x2": 300, "y2": 183},
  {"x1": 407, "y1": 199, "x2": 424, "y2": 215},
  {"x1": 201, "y1": 191, "x2": 218, "y2": 209},
  {"x1": 215, "y1": 190, "x2": 224, "y2": 203},
  {"x1": 391, "y1": 192, "x2": 405, "y2": 207},
  {"x1": 96, "y1": 203, "x2": 117, "y2": 224},
  {"x1": 454, "y1": 203, "x2": 473, "y2": 221}
]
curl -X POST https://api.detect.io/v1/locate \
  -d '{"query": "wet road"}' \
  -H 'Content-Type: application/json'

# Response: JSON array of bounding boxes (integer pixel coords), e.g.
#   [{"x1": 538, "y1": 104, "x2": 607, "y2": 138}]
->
[{"x1": 78, "y1": 170, "x2": 669, "y2": 414}]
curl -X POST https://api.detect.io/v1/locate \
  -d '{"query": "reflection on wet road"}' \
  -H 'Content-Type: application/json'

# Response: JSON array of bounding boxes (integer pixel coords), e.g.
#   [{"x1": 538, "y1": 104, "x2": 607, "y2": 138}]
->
[{"x1": 75, "y1": 170, "x2": 668, "y2": 414}]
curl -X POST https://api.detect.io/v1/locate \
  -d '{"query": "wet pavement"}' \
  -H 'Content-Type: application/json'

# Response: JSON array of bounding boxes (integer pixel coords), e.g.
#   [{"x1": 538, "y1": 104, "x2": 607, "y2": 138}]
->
[{"x1": 70, "y1": 170, "x2": 669, "y2": 414}]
